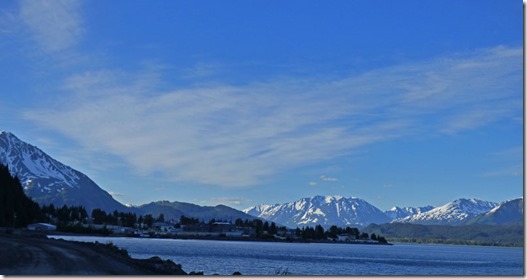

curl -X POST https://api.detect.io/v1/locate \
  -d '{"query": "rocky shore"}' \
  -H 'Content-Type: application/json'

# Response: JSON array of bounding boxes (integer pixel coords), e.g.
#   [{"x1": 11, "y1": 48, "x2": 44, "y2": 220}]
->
[{"x1": 0, "y1": 230, "x2": 194, "y2": 275}]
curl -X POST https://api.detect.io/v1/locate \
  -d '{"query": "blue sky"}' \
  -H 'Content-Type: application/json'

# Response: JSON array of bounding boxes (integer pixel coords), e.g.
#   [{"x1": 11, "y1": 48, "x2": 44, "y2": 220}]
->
[{"x1": 0, "y1": 0, "x2": 523, "y2": 211}]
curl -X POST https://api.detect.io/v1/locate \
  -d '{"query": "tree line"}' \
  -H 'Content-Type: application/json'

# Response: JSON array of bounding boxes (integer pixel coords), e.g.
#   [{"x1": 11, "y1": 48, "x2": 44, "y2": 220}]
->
[
  {"x1": 0, "y1": 163, "x2": 160, "y2": 231},
  {"x1": 0, "y1": 163, "x2": 386, "y2": 243}
]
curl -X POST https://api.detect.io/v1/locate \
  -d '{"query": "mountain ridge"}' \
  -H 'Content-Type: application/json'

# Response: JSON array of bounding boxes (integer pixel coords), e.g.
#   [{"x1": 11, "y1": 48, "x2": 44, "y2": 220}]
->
[
  {"x1": 392, "y1": 198, "x2": 499, "y2": 225},
  {"x1": 137, "y1": 200, "x2": 259, "y2": 222},
  {"x1": 243, "y1": 195, "x2": 391, "y2": 228},
  {"x1": 0, "y1": 131, "x2": 256, "y2": 222},
  {"x1": 464, "y1": 198, "x2": 523, "y2": 225},
  {"x1": 244, "y1": 195, "x2": 522, "y2": 229},
  {"x1": 384, "y1": 205, "x2": 435, "y2": 220},
  {"x1": 0, "y1": 131, "x2": 129, "y2": 213}
]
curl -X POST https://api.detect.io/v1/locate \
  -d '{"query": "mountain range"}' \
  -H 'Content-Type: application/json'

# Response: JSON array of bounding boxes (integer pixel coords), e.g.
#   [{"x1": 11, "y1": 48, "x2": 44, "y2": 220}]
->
[
  {"x1": 393, "y1": 198, "x2": 499, "y2": 225},
  {"x1": 0, "y1": 131, "x2": 523, "y2": 228},
  {"x1": 244, "y1": 196, "x2": 523, "y2": 228}
]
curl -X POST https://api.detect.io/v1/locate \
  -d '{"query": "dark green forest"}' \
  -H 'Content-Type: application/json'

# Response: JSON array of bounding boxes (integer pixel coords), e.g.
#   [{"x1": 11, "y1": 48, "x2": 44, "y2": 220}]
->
[
  {"x1": 365, "y1": 223, "x2": 523, "y2": 247},
  {"x1": 0, "y1": 164, "x2": 42, "y2": 227}
]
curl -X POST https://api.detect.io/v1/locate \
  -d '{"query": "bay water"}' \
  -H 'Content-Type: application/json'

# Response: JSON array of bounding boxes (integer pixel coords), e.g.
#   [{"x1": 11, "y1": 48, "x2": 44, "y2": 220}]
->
[{"x1": 49, "y1": 235, "x2": 523, "y2": 276}]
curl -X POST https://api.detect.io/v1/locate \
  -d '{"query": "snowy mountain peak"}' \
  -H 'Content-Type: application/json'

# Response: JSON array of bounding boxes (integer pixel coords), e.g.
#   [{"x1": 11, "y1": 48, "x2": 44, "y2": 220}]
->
[
  {"x1": 310, "y1": 195, "x2": 345, "y2": 204},
  {"x1": 0, "y1": 131, "x2": 84, "y2": 193},
  {"x1": 0, "y1": 131, "x2": 128, "y2": 212},
  {"x1": 393, "y1": 198, "x2": 499, "y2": 225},
  {"x1": 243, "y1": 195, "x2": 390, "y2": 228},
  {"x1": 448, "y1": 198, "x2": 498, "y2": 213}
]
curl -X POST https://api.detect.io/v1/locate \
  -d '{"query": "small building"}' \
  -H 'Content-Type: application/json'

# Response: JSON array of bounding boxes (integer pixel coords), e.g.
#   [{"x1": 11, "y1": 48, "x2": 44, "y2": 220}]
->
[
  {"x1": 27, "y1": 223, "x2": 57, "y2": 231},
  {"x1": 153, "y1": 222, "x2": 174, "y2": 232},
  {"x1": 337, "y1": 233, "x2": 353, "y2": 242}
]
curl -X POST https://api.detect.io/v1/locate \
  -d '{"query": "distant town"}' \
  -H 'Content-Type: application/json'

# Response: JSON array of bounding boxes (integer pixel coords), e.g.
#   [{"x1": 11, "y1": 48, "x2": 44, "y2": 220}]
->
[{"x1": 27, "y1": 204, "x2": 388, "y2": 245}]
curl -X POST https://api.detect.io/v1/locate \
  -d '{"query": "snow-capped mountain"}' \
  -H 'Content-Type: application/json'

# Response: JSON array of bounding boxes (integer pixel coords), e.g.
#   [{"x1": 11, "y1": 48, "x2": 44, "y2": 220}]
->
[
  {"x1": 0, "y1": 131, "x2": 128, "y2": 213},
  {"x1": 384, "y1": 205, "x2": 434, "y2": 220},
  {"x1": 466, "y1": 197, "x2": 523, "y2": 225},
  {"x1": 393, "y1": 198, "x2": 499, "y2": 225},
  {"x1": 243, "y1": 195, "x2": 391, "y2": 228}
]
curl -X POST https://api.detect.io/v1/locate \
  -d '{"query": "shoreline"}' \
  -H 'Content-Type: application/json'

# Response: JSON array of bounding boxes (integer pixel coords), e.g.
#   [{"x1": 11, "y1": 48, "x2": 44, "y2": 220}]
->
[
  {"x1": 49, "y1": 231, "x2": 523, "y2": 248},
  {"x1": 0, "y1": 230, "x2": 195, "y2": 275},
  {"x1": 2, "y1": 230, "x2": 521, "y2": 275},
  {"x1": 47, "y1": 230, "x2": 394, "y2": 246}
]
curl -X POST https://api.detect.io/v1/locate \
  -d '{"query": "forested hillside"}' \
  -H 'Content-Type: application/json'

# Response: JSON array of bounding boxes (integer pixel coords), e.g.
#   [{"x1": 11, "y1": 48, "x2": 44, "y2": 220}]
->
[{"x1": 365, "y1": 223, "x2": 523, "y2": 247}]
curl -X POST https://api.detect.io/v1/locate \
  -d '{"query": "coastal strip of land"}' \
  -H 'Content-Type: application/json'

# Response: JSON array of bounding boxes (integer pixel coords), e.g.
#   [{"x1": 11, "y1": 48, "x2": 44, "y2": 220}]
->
[{"x1": 0, "y1": 230, "x2": 194, "y2": 275}]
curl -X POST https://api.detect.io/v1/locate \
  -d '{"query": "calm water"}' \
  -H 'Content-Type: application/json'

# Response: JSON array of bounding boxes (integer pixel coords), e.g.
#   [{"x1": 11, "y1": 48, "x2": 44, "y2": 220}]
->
[{"x1": 49, "y1": 235, "x2": 523, "y2": 276}]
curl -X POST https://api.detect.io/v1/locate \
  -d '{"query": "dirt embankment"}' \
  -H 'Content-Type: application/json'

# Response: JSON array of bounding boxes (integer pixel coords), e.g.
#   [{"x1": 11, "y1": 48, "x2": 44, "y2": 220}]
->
[{"x1": 0, "y1": 231, "x2": 190, "y2": 275}]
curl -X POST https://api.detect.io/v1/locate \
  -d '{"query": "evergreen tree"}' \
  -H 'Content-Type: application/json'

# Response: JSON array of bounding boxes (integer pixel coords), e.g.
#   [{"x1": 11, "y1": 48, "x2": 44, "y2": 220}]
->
[
  {"x1": 0, "y1": 164, "x2": 42, "y2": 227},
  {"x1": 315, "y1": 225, "x2": 325, "y2": 240},
  {"x1": 143, "y1": 214, "x2": 154, "y2": 227},
  {"x1": 269, "y1": 222, "x2": 277, "y2": 235},
  {"x1": 91, "y1": 209, "x2": 107, "y2": 224},
  {"x1": 235, "y1": 218, "x2": 244, "y2": 227},
  {"x1": 327, "y1": 225, "x2": 337, "y2": 238}
]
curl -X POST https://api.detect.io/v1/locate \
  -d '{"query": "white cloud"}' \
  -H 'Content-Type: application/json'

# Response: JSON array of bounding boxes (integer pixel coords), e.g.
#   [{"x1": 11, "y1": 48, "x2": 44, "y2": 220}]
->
[
  {"x1": 440, "y1": 101, "x2": 520, "y2": 135},
  {"x1": 19, "y1": 0, "x2": 83, "y2": 52},
  {"x1": 108, "y1": 191, "x2": 126, "y2": 197},
  {"x1": 320, "y1": 175, "x2": 338, "y2": 182},
  {"x1": 23, "y1": 46, "x2": 522, "y2": 188},
  {"x1": 308, "y1": 182, "x2": 317, "y2": 186}
]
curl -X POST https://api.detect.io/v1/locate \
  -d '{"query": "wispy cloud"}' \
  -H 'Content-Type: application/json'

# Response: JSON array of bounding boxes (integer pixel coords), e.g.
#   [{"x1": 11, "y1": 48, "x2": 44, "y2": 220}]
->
[
  {"x1": 320, "y1": 175, "x2": 338, "y2": 182},
  {"x1": 481, "y1": 168, "x2": 522, "y2": 178},
  {"x1": 481, "y1": 146, "x2": 523, "y2": 178},
  {"x1": 108, "y1": 191, "x2": 126, "y2": 197},
  {"x1": 197, "y1": 197, "x2": 253, "y2": 207},
  {"x1": 18, "y1": 0, "x2": 83, "y2": 52},
  {"x1": 23, "y1": 46, "x2": 522, "y2": 188}
]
